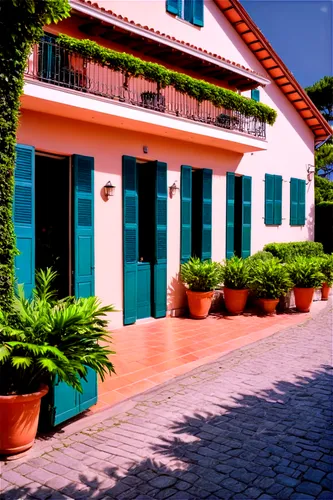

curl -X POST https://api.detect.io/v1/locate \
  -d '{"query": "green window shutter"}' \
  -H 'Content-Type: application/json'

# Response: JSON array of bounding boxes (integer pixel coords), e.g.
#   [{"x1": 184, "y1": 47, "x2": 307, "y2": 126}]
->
[
  {"x1": 122, "y1": 155, "x2": 138, "y2": 325},
  {"x1": 166, "y1": 0, "x2": 180, "y2": 15},
  {"x1": 226, "y1": 172, "x2": 235, "y2": 259},
  {"x1": 264, "y1": 174, "x2": 274, "y2": 225},
  {"x1": 273, "y1": 175, "x2": 283, "y2": 225},
  {"x1": 14, "y1": 144, "x2": 35, "y2": 299},
  {"x1": 251, "y1": 89, "x2": 260, "y2": 102},
  {"x1": 73, "y1": 155, "x2": 95, "y2": 298},
  {"x1": 180, "y1": 165, "x2": 192, "y2": 263},
  {"x1": 192, "y1": 0, "x2": 204, "y2": 26},
  {"x1": 298, "y1": 179, "x2": 306, "y2": 225},
  {"x1": 241, "y1": 175, "x2": 252, "y2": 258},
  {"x1": 153, "y1": 161, "x2": 168, "y2": 318},
  {"x1": 184, "y1": 0, "x2": 193, "y2": 22},
  {"x1": 200, "y1": 169, "x2": 212, "y2": 261},
  {"x1": 290, "y1": 177, "x2": 299, "y2": 226}
]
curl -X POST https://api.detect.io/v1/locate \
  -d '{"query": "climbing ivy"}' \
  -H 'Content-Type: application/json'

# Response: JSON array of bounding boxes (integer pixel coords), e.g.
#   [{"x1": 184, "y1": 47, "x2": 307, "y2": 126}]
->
[
  {"x1": 57, "y1": 34, "x2": 277, "y2": 126},
  {"x1": 0, "y1": 0, "x2": 70, "y2": 310}
]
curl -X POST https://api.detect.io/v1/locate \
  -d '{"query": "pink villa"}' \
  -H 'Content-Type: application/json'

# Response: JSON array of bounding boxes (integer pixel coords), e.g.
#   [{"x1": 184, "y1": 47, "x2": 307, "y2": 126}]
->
[{"x1": 16, "y1": 0, "x2": 331, "y2": 333}]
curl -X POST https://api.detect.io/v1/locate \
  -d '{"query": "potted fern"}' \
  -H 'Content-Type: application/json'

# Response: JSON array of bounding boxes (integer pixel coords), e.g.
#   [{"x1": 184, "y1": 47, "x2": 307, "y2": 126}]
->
[
  {"x1": 248, "y1": 258, "x2": 293, "y2": 314},
  {"x1": 180, "y1": 258, "x2": 223, "y2": 319},
  {"x1": 0, "y1": 269, "x2": 115, "y2": 457},
  {"x1": 286, "y1": 257, "x2": 324, "y2": 312},
  {"x1": 222, "y1": 256, "x2": 249, "y2": 315},
  {"x1": 319, "y1": 254, "x2": 333, "y2": 300}
]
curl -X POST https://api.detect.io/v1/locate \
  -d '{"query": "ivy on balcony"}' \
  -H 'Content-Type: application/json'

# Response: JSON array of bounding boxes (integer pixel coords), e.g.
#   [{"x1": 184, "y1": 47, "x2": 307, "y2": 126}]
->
[{"x1": 57, "y1": 34, "x2": 277, "y2": 126}]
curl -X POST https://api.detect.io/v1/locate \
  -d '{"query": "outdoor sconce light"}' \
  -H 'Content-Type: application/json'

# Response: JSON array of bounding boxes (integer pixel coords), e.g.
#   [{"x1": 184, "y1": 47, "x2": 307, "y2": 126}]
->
[
  {"x1": 306, "y1": 164, "x2": 315, "y2": 184},
  {"x1": 104, "y1": 181, "x2": 116, "y2": 198},
  {"x1": 169, "y1": 181, "x2": 179, "y2": 197}
]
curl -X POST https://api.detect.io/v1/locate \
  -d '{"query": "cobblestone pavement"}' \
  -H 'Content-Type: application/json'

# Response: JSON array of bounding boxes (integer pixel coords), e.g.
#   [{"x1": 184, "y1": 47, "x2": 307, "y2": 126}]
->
[{"x1": 1, "y1": 303, "x2": 333, "y2": 500}]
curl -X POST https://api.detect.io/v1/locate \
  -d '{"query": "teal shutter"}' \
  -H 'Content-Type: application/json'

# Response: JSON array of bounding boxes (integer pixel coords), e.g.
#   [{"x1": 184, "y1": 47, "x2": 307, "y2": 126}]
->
[
  {"x1": 14, "y1": 145, "x2": 35, "y2": 299},
  {"x1": 273, "y1": 175, "x2": 283, "y2": 225},
  {"x1": 193, "y1": 0, "x2": 204, "y2": 26},
  {"x1": 226, "y1": 172, "x2": 235, "y2": 259},
  {"x1": 73, "y1": 155, "x2": 95, "y2": 298},
  {"x1": 153, "y1": 161, "x2": 167, "y2": 318},
  {"x1": 200, "y1": 169, "x2": 212, "y2": 261},
  {"x1": 251, "y1": 89, "x2": 260, "y2": 102},
  {"x1": 123, "y1": 155, "x2": 138, "y2": 325},
  {"x1": 166, "y1": 0, "x2": 180, "y2": 15},
  {"x1": 184, "y1": 0, "x2": 193, "y2": 22},
  {"x1": 180, "y1": 165, "x2": 192, "y2": 263},
  {"x1": 264, "y1": 174, "x2": 274, "y2": 225},
  {"x1": 241, "y1": 175, "x2": 252, "y2": 258},
  {"x1": 290, "y1": 177, "x2": 299, "y2": 225},
  {"x1": 298, "y1": 179, "x2": 306, "y2": 225}
]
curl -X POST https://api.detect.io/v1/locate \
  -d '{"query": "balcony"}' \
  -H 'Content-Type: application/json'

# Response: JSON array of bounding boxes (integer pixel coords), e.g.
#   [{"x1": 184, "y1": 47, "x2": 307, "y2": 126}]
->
[{"x1": 24, "y1": 38, "x2": 267, "y2": 148}]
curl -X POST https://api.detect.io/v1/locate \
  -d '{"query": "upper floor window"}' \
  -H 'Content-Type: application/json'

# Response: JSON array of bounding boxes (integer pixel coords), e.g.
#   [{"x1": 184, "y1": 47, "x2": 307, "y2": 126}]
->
[
  {"x1": 251, "y1": 89, "x2": 260, "y2": 102},
  {"x1": 166, "y1": 0, "x2": 204, "y2": 27}
]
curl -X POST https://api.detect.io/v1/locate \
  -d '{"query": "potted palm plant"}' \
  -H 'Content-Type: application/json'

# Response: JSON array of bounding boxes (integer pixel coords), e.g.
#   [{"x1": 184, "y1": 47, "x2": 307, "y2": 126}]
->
[
  {"x1": 248, "y1": 258, "x2": 293, "y2": 314},
  {"x1": 222, "y1": 256, "x2": 249, "y2": 315},
  {"x1": 287, "y1": 257, "x2": 324, "y2": 312},
  {"x1": 319, "y1": 254, "x2": 333, "y2": 300},
  {"x1": 180, "y1": 258, "x2": 223, "y2": 319},
  {"x1": 0, "y1": 269, "x2": 115, "y2": 457}
]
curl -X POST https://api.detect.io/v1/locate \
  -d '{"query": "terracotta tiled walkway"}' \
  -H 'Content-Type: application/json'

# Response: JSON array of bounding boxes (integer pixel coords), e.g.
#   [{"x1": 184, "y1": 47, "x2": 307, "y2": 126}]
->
[{"x1": 95, "y1": 301, "x2": 328, "y2": 413}]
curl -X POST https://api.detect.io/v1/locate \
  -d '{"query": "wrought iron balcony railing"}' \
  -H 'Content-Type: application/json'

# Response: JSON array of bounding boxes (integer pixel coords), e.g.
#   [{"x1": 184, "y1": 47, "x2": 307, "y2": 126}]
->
[{"x1": 25, "y1": 38, "x2": 266, "y2": 140}]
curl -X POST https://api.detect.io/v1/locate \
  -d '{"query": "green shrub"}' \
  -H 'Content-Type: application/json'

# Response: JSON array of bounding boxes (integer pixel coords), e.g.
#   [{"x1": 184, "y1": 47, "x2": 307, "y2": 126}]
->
[
  {"x1": 263, "y1": 241, "x2": 324, "y2": 262},
  {"x1": 247, "y1": 251, "x2": 275, "y2": 263},
  {"x1": 319, "y1": 254, "x2": 333, "y2": 286},
  {"x1": 286, "y1": 257, "x2": 324, "y2": 288},
  {"x1": 180, "y1": 258, "x2": 223, "y2": 292},
  {"x1": 0, "y1": 268, "x2": 115, "y2": 396},
  {"x1": 222, "y1": 256, "x2": 249, "y2": 290},
  {"x1": 248, "y1": 258, "x2": 292, "y2": 299}
]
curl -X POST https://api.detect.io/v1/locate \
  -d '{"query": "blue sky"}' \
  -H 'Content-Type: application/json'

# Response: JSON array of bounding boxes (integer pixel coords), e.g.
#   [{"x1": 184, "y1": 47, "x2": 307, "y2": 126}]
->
[{"x1": 240, "y1": 0, "x2": 332, "y2": 88}]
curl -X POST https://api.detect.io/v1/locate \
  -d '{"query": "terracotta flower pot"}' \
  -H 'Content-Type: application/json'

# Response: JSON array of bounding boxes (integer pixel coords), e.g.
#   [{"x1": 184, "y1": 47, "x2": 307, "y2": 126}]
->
[
  {"x1": 0, "y1": 385, "x2": 48, "y2": 456},
  {"x1": 224, "y1": 287, "x2": 249, "y2": 315},
  {"x1": 294, "y1": 287, "x2": 315, "y2": 313},
  {"x1": 321, "y1": 283, "x2": 331, "y2": 301},
  {"x1": 258, "y1": 298, "x2": 279, "y2": 315},
  {"x1": 186, "y1": 290, "x2": 214, "y2": 319}
]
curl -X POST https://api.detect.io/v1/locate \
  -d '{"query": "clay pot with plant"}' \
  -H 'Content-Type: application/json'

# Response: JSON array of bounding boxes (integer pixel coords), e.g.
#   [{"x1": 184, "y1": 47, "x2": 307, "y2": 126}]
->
[
  {"x1": 318, "y1": 254, "x2": 333, "y2": 300},
  {"x1": 222, "y1": 256, "x2": 249, "y2": 315},
  {"x1": 180, "y1": 258, "x2": 223, "y2": 319},
  {"x1": 248, "y1": 258, "x2": 293, "y2": 315},
  {"x1": 0, "y1": 269, "x2": 115, "y2": 457},
  {"x1": 286, "y1": 257, "x2": 324, "y2": 312}
]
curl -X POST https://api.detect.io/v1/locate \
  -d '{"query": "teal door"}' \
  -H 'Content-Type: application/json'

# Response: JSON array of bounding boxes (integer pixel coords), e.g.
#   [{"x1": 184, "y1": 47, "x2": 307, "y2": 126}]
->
[
  {"x1": 200, "y1": 169, "x2": 212, "y2": 261},
  {"x1": 153, "y1": 161, "x2": 167, "y2": 318},
  {"x1": 137, "y1": 262, "x2": 151, "y2": 319},
  {"x1": 241, "y1": 175, "x2": 252, "y2": 258},
  {"x1": 226, "y1": 172, "x2": 235, "y2": 259}
]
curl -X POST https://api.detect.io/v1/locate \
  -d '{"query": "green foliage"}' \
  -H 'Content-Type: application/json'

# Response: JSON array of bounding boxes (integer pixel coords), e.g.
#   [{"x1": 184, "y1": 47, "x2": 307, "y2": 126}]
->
[
  {"x1": 317, "y1": 201, "x2": 333, "y2": 207},
  {"x1": 247, "y1": 251, "x2": 275, "y2": 263},
  {"x1": 57, "y1": 34, "x2": 277, "y2": 126},
  {"x1": 315, "y1": 175, "x2": 333, "y2": 204},
  {"x1": 0, "y1": 0, "x2": 70, "y2": 311},
  {"x1": 318, "y1": 254, "x2": 333, "y2": 287},
  {"x1": 305, "y1": 76, "x2": 333, "y2": 122},
  {"x1": 222, "y1": 256, "x2": 249, "y2": 290},
  {"x1": 0, "y1": 269, "x2": 115, "y2": 395},
  {"x1": 248, "y1": 258, "x2": 292, "y2": 299},
  {"x1": 315, "y1": 141, "x2": 333, "y2": 179},
  {"x1": 180, "y1": 258, "x2": 223, "y2": 292},
  {"x1": 286, "y1": 257, "x2": 324, "y2": 289},
  {"x1": 263, "y1": 241, "x2": 324, "y2": 262}
]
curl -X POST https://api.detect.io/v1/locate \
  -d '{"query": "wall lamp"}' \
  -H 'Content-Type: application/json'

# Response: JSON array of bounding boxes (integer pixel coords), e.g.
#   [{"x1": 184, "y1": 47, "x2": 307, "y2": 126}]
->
[
  {"x1": 104, "y1": 180, "x2": 116, "y2": 198},
  {"x1": 306, "y1": 164, "x2": 315, "y2": 184},
  {"x1": 169, "y1": 181, "x2": 179, "y2": 197}
]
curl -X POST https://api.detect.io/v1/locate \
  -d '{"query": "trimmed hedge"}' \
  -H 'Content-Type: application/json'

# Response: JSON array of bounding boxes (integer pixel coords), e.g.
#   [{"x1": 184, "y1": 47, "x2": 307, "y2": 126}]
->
[
  {"x1": 263, "y1": 242, "x2": 324, "y2": 262},
  {"x1": 57, "y1": 34, "x2": 277, "y2": 126}
]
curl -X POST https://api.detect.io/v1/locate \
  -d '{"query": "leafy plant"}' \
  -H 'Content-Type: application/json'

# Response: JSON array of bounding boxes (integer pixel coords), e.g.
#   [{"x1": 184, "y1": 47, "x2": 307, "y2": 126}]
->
[
  {"x1": 180, "y1": 258, "x2": 223, "y2": 292},
  {"x1": 248, "y1": 258, "x2": 292, "y2": 299},
  {"x1": 263, "y1": 241, "x2": 324, "y2": 262},
  {"x1": 57, "y1": 34, "x2": 277, "y2": 126},
  {"x1": 247, "y1": 250, "x2": 275, "y2": 264},
  {"x1": 0, "y1": 268, "x2": 115, "y2": 396},
  {"x1": 318, "y1": 254, "x2": 333, "y2": 287},
  {"x1": 286, "y1": 257, "x2": 324, "y2": 289},
  {"x1": 222, "y1": 256, "x2": 249, "y2": 290}
]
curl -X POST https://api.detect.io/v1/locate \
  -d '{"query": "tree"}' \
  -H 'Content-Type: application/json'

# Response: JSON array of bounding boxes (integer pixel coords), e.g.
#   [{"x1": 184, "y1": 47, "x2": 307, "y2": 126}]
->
[{"x1": 0, "y1": 0, "x2": 70, "y2": 310}]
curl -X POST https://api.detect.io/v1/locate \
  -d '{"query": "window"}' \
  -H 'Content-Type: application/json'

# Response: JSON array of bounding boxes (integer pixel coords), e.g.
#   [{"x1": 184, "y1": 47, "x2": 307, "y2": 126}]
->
[
  {"x1": 290, "y1": 178, "x2": 306, "y2": 226},
  {"x1": 251, "y1": 89, "x2": 260, "y2": 102},
  {"x1": 166, "y1": 0, "x2": 204, "y2": 27},
  {"x1": 264, "y1": 174, "x2": 282, "y2": 225}
]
